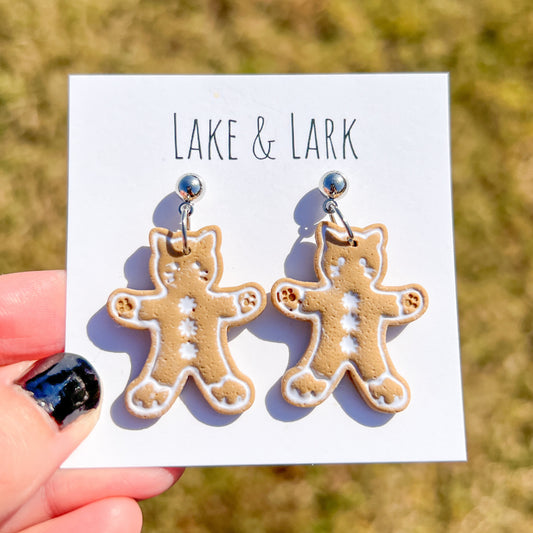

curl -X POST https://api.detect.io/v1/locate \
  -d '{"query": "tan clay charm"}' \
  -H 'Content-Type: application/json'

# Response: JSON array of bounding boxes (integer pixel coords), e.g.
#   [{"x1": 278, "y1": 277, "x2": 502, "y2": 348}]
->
[
  {"x1": 271, "y1": 172, "x2": 428, "y2": 413},
  {"x1": 108, "y1": 175, "x2": 265, "y2": 418}
]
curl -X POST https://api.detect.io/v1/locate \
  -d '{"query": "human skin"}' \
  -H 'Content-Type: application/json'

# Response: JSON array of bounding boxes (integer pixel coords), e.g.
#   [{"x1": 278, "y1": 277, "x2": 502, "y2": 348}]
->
[{"x1": 0, "y1": 270, "x2": 184, "y2": 533}]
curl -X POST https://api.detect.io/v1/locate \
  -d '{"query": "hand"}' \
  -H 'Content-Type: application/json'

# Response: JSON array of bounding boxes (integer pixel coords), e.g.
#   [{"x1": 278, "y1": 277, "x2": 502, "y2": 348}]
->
[
  {"x1": 0, "y1": 271, "x2": 184, "y2": 533},
  {"x1": 276, "y1": 284, "x2": 302, "y2": 312}
]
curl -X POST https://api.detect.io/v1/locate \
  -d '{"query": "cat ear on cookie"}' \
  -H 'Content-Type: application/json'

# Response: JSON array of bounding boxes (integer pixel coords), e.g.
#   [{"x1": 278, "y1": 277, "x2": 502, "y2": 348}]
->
[
  {"x1": 149, "y1": 227, "x2": 172, "y2": 255},
  {"x1": 195, "y1": 226, "x2": 219, "y2": 254},
  {"x1": 362, "y1": 224, "x2": 387, "y2": 248}
]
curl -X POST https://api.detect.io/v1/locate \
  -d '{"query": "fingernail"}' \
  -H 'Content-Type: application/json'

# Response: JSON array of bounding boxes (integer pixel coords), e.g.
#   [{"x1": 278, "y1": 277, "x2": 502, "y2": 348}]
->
[{"x1": 16, "y1": 353, "x2": 100, "y2": 427}]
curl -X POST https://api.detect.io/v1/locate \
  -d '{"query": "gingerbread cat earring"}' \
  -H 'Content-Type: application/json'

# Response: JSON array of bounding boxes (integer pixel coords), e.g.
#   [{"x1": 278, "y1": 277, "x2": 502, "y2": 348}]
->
[
  {"x1": 108, "y1": 174, "x2": 266, "y2": 418},
  {"x1": 271, "y1": 171, "x2": 428, "y2": 413}
]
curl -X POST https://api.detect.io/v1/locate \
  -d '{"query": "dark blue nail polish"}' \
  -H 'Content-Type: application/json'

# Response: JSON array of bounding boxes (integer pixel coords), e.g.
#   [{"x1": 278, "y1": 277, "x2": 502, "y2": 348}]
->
[{"x1": 17, "y1": 353, "x2": 100, "y2": 427}]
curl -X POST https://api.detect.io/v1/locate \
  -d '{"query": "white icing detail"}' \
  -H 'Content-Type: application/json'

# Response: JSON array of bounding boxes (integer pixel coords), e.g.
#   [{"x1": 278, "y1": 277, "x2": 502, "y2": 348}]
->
[
  {"x1": 192, "y1": 261, "x2": 209, "y2": 280},
  {"x1": 178, "y1": 296, "x2": 196, "y2": 315},
  {"x1": 179, "y1": 342, "x2": 198, "y2": 360},
  {"x1": 163, "y1": 261, "x2": 180, "y2": 285},
  {"x1": 178, "y1": 317, "x2": 197, "y2": 338},
  {"x1": 330, "y1": 256, "x2": 345, "y2": 278},
  {"x1": 340, "y1": 335, "x2": 358, "y2": 355},
  {"x1": 128, "y1": 377, "x2": 172, "y2": 415},
  {"x1": 342, "y1": 291, "x2": 359, "y2": 311},
  {"x1": 285, "y1": 369, "x2": 330, "y2": 404},
  {"x1": 359, "y1": 257, "x2": 375, "y2": 278},
  {"x1": 295, "y1": 390, "x2": 314, "y2": 401},
  {"x1": 366, "y1": 373, "x2": 408, "y2": 410},
  {"x1": 341, "y1": 313, "x2": 359, "y2": 332}
]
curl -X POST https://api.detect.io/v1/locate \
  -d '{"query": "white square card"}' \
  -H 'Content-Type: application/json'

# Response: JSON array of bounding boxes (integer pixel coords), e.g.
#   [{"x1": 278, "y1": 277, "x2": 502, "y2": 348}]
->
[{"x1": 65, "y1": 74, "x2": 465, "y2": 467}]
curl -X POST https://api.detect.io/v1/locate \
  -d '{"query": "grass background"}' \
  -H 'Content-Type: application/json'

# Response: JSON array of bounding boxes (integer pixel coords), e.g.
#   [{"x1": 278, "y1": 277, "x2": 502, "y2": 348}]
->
[{"x1": 1, "y1": 0, "x2": 532, "y2": 531}]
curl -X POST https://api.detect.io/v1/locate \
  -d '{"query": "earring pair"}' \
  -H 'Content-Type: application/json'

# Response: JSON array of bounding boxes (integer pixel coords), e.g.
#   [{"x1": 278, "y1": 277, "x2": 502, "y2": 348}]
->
[{"x1": 108, "y1": 172, "x2": 428, "y2": 419}]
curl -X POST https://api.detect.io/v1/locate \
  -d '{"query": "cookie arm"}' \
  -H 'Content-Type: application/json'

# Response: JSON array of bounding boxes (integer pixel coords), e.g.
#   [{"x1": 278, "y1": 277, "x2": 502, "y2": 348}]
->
[
  {"x1": 300, "y1": 288, "x2": 328, "y2": 314},
  {"x1": 107, "y1": 288, "x2": 147, "y2": 328},
  {"x1": 271, "y1": 279, "x2": 323, "y2": 318},
  {"x1": 222, "y1": 283, "x2": 266, "y2": 322},
  {"x1": 379, "y1": 284, "x2": 428, "y2": 323}
]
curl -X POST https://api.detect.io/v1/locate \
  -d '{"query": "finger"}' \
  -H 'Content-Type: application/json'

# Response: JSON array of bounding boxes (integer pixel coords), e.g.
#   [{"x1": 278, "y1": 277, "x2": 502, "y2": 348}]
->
[
  {"x1": 0, "y1": 271, "x2": 66, "y2": 364},
  {"x1": 19, "y1": 498, "x2": 142, "y2": 533},
  {"x1": 2, "y1": 467, "x2": 184, "y2": 533},
  {"x1": 0, "y1": 355, "x2": 100, "y2": 524}
]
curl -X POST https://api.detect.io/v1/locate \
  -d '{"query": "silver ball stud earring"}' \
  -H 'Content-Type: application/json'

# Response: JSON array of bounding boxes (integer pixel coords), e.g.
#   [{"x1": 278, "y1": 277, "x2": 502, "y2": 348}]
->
[
  {"x1": 175, "y1": 173, "x2": 205, "y2": 255},
  {"x1": 319, "y1": 170, "x2": 356, "y2": 246}
]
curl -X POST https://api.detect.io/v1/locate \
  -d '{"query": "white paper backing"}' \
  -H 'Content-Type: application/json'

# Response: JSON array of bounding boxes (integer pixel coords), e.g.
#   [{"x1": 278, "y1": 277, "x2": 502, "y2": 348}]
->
[{"x1": 65, "y1": 74, "x2": 465, "y2": 467}]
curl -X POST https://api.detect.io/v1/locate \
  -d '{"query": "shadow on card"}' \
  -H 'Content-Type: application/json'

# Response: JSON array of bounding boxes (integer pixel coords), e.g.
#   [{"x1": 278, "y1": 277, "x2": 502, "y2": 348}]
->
[
  {"x1": 333, "y1": 377, "x2": 394, "y2": 427},
  {"x1": 180, "y1": 381, "x2": 240, "y2": 427},
  {"x1": 87, "y1": 305, "x2": 159, "y2": 430},
  {"x1": 283, "y1": 188, "x2": 324, "y2": 282},
  {"x1": 87, "y1": 244, "x2": 162, "y2": 429},
  {"x1": 152, "y1": 192, "x2": 180, "y2": 231},
  {"x1": 247, "y1": 300, "x2": 314, "y2": 422}
]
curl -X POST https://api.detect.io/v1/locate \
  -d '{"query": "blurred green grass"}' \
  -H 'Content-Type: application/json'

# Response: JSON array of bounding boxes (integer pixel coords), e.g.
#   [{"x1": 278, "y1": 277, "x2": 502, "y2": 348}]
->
[{"x1": 1, "y1": 0, "x2": 533, "y2": 531}]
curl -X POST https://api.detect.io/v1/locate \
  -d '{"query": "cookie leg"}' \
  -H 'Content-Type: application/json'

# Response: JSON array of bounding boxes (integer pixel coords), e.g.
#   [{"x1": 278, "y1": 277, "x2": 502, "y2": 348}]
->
[
  {"x1": 347, "y1": 360, "x2": 410, "y2": 413},
  {"x1": 363, "y1": 372, "x2": 410, "y2": 412},
  {"x1": 193, "y1": 349, "x2": 254, "y2": 414},
  {"x1": 125, "y1": 376, "x2": 179, "y2": 418},
  {"x1": 209, "y1": 374, "x2": 254, "y2": 414},
  {"x1": 282, "y1": 363, "x2": 341, "y2": 407},
  {"x1": 125, "y1": 347, "x2": 191, "y2": 419}
]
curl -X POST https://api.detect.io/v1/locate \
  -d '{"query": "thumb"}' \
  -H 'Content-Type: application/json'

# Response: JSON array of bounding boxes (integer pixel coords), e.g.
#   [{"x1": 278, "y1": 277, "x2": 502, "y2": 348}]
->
[
  {"x1": 0, "y1": 354, "x2": 100, "y2": 524},
  {"x1": 0, "y1": 270, "x2": 66, "y2": 364}
]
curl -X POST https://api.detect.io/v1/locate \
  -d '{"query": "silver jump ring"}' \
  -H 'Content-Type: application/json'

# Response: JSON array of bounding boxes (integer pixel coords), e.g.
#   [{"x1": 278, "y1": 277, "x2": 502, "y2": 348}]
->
[
  {"x1": 179, "y1": 202, "x2": 193, "y2": 254},
  {"x1": 323, "y1": 199, "x2": 356, "y2": 246}
]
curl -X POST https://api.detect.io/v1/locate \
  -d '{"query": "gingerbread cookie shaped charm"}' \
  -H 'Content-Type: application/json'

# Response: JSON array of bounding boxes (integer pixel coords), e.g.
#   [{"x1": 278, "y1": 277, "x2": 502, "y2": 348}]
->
[
  {"x1": 108, "y1": 175, "x2": 266, "y2": 418},
  {"x1": 271, "y1": 172, "x2": 428, "y2": 413}
]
